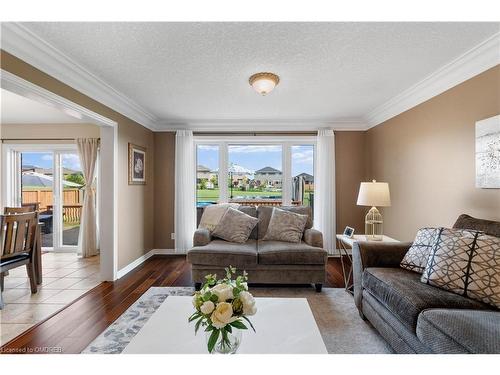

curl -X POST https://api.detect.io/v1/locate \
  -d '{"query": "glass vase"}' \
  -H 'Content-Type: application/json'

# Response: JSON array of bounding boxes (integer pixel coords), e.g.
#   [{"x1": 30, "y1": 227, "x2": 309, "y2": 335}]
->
[{"x1": 205, "y1": 329, "x2": 242, "y2": 354}]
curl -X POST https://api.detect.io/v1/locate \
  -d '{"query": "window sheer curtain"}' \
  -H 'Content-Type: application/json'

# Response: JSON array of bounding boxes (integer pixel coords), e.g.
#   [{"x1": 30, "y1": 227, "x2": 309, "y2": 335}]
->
[
  {"x1": 76, "y1": 138, "x2": 99, "y2": 258},
  {"x1": 314, "y1": 129, "x2": 336, "y2": 254},
  {"x1": 175, "y1": 130, "x2": 196, "y2": 253}
]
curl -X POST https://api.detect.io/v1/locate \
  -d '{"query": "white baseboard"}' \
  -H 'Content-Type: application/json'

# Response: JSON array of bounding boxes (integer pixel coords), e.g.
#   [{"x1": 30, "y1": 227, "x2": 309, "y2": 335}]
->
[
  {"x1": 153, "y1": 249, "x2": 178, "y2": 255},
  {"x1": 116, "y1": 248, "x2": 178, "y2": 279}
]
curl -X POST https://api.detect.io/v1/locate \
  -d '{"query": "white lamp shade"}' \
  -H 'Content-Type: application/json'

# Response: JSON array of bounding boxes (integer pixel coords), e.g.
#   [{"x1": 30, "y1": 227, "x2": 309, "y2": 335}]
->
[{"x1": 357, "y1": 180, "x2": 391, "y2": 207}]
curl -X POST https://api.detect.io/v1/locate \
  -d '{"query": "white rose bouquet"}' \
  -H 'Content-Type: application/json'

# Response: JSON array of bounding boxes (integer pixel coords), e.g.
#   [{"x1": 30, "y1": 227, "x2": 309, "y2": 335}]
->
[{"x1": 189, "y1": 266, "x2": 256, "y2": 353}]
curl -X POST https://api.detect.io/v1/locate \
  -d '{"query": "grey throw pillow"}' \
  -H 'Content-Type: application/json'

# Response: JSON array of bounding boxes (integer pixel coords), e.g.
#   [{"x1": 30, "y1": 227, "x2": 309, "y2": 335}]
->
[
  {"x1": 400, "y1": 227, "x2": 440, "y2": 273},
  {"x1": 263, "y1": 207, "x2": 308, "y2": 243},
  {"x1": 421, "y1": 228, "x2": 500, "y2": 309},
  {"x1": 212, "y1": 207, "x2": 259, "y2": 244}
]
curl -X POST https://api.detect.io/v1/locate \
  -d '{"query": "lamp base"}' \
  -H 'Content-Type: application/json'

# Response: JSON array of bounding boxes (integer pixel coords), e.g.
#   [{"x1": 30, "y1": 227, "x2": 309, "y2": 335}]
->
[{"x1": 365, "y1": 206, "x2": 383, "y2": 241}]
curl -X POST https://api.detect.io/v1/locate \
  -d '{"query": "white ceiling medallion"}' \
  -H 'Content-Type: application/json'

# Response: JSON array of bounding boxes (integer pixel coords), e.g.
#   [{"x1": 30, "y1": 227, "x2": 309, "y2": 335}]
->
[{"x1": 249, "y1": 72, "x2": 280, "y2": 95}]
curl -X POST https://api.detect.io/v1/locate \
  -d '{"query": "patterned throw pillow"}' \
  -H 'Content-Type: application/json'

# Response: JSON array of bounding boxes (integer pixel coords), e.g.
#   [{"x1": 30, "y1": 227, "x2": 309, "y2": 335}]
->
[
  {"x1": 400, "y1": 227, "x2": 440, "y2": 273},
  {"x1": 421, "y1": 228, "x2": 500, "y2": 309},
  {"x1": 262, "y1": 208, "x2": 308, "y2": 243},
  {"x1": 199, "y1": 203, "x2": 239, "y2": 232},
  {"x1": 212, "y1": 207, "x2": 259, "y2": 244}
]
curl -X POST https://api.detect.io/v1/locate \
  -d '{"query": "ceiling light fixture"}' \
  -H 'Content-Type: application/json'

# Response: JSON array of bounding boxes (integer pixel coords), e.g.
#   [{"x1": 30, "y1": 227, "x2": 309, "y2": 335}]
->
[{"x1": 249, "y1": 72, "x2": 280, "y2": 96}]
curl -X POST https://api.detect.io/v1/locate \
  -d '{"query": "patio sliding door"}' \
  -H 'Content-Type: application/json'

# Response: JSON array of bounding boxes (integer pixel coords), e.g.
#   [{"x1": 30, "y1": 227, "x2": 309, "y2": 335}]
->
[{"x1": 4, "y1": 145, "x2": 85, "y2": 252}]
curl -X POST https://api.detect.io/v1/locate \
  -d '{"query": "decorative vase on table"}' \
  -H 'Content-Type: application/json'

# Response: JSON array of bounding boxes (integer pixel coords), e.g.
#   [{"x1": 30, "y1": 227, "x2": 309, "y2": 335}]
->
[
  {"x1": 189, "y1": 266, "x2": 257, "y2": 354},
  {"x1": 205, "y1": 327, "x2": 242, "y2": 354}
]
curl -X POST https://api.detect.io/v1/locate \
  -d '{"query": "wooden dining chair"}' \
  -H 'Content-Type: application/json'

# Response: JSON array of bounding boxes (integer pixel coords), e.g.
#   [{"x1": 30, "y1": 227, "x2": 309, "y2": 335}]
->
[
  {"x1": 5, "y1": 206, "x2": 44, "y2": 286},
  {"x1": 22, "y1": 202, "x2": 40, "y2": 212},
  {"x1": 4, "y1": 206, "x2": 32, "y2": 214},
  {"x1": 0, "y1": 212, "x2": 39, "y2": 309}
]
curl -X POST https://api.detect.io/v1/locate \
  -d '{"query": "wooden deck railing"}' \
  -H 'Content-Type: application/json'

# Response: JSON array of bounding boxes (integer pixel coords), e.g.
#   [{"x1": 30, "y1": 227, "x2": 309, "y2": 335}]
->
[
  {"x1": 228, "y1": 199, "x2": 301, "y2": 207},
  {"x1": 46, "y1": 205, "x2": 83, "y2": 223}
]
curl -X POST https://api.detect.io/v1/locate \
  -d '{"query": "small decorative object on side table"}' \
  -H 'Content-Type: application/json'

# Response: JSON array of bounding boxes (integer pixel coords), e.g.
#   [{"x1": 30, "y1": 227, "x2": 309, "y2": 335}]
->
[
  {"x1": 189, "y1": 266, "x2": 256, "y2": 354},
  {"x1": 336, "y1": 234, "x2": 399, "y2": 294}
]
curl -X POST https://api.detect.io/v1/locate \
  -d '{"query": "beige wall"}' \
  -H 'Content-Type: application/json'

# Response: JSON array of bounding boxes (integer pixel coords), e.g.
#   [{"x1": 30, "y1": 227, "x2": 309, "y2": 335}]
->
[
  {"x1": 1, "y1": 123, "x2": 100, "y2": 140},
  {"x1": 335, "y1": 131, "x2": 368, "y2": 234},
  {"x1": 366, "y1": 65, "x2": 500, "y2": 241},
  {"x1": 153, "y1": 132, "x2": 176, "y2": 249},
  {"x1": 1, "y1": 50, "x2": 155, "y2": 270}
]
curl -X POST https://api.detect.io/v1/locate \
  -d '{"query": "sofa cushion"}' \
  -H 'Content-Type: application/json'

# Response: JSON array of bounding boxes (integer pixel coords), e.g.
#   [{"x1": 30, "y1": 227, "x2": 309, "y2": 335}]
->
[
  {"x1": 187, "y1": 239, "x2": 258, "y2": 267},
  {"x1": 453, "y1": 214, "x2": 500, "y2": 237},
  {"x1": 416, "y1": 309, "x2": 500, "y2": 354},
  {"x1": 258, "y1": 240, "x2": 326, "y2": 265},
  {"x1": 421, "y1": 228, "x2": 500, "y2": 309},
  {"x1": 400, "y1": 227, "x2": 439, "y2": 273},
  {"x1": 198, "y1": 203, "x2": 240, "y2": 232},
  {"x1": 362, "y1": 267, "x2": 491, "y2": 332},
  {"x1": 207, "y1": 205, "x2": 258, "y2": 240},
  {"x1": 262, "y1": 208, "x2": 309, "y2": 243},
  {"x1": 257, "y1": 206, "x2": 312, "y2": 239},
  {"x1": 212, "y1": 207, "x2": 259, "y2": 244}
]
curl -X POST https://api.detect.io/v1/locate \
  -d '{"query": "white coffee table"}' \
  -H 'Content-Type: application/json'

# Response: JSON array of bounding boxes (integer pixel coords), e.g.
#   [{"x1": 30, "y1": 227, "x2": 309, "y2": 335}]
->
[{"x1": 123, "y1": 296, "x2": 327, "y2": 354}]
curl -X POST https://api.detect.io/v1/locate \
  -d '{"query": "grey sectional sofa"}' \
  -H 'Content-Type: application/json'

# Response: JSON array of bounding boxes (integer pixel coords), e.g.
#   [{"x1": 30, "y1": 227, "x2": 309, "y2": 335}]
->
[
  {"x1": 353, "y1": 214, "x2": 500, "y2": 353},
  {"x1": 187, "y1": 205, "x2": 327, "y2": 292}
]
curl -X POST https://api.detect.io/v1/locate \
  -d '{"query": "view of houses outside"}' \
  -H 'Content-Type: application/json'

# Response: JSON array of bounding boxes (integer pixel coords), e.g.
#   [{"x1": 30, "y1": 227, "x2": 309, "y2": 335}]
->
[
  {"x1": 196, "y1": 144, "x2": 314, "y2": 208},
  {"x1": 21, "y1": 152, "x2": 85, "y2": 247}
]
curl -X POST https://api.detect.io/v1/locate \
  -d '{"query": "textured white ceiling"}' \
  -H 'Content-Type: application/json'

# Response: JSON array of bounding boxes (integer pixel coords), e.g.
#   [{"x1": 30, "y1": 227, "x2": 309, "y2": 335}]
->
[
  {"x1": 17, "y1": 22, "x2": 500, "y2": 126},
  {"x1": 1, "y1": 88, "x2": 87, "y2": 124}
]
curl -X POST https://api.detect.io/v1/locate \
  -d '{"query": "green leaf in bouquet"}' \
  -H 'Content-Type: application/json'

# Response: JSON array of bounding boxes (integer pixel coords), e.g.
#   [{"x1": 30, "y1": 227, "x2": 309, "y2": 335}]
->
[
  {"x1": 188, "y1": 312, "x2": 200, "y2": 322},
  {"x1": 207, "y1": 329, "x2": 220, "y2": 353},
  {"x1": 242, "y1": 316, "x2": 256, "y2": 332},
  {"x1": 225, "y1": 324, "x2": 232, "y2": 333},
  {"x1": 194, "y1": 318, "x2": 203, "y2": 334},
  {"x1": 230, "y1": 320, "x2": 248, "y2": 330},
  {"x1": 202, "y1": 291, "x2": 212, "y2": 301},
  {"x1": 205, "y1": 325, "x2": 214, "y2": 332}
]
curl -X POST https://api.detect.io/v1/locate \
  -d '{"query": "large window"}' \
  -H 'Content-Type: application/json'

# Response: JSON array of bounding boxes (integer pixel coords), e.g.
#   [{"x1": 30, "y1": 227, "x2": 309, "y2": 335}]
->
[
  {"x1": 292, "y1": 145, "x2": 314, "y2": 209},
  {"x1": 195, "y1": 138, "x2": 315, "y2": 209},
  {"x1": 228, "y1": 145, "x2": 282, "y2": 203},
  {"x1": 196, "y1": 144, "x2": 219, "y2": 207}
]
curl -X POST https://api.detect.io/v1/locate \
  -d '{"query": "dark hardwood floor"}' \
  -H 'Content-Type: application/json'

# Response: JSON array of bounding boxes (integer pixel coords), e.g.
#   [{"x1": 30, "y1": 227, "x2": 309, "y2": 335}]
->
[{"x1": 0, "y1": 255, "x2": 349, "y2": 354}]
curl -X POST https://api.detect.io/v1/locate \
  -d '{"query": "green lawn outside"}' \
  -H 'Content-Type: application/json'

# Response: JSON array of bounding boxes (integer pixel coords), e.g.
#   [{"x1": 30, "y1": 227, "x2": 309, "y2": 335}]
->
[{"x1": 197, "y1": 188, "x2": 313, "y2": 206}]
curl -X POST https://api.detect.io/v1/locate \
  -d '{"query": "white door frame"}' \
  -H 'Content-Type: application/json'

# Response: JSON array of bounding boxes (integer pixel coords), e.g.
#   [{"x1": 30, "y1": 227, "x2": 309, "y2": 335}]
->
[{"x1": 1, "y1": 69, "x2": 119, "y2": 281}]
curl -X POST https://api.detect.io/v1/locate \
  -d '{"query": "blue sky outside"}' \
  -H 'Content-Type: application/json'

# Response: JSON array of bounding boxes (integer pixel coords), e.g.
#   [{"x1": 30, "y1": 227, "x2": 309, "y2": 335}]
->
[
  {"x1": 197, "y1": 144, "x2": 314, "y2": 176},
  {"x1": 21, "y1": 152, "x2": 82, "y2": 172}
]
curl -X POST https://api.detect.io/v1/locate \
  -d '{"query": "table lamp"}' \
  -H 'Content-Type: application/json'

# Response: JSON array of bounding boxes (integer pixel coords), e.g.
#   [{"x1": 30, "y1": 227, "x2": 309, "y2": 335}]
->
[{"x1": 356, "y1": 180, "x2": 391, "y2": 241}]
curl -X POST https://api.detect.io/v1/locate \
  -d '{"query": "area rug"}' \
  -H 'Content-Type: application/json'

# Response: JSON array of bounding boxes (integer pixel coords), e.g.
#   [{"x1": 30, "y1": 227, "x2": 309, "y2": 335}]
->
[{"x1": 82, "y1": 286, "x2": 391, "y2": 354}]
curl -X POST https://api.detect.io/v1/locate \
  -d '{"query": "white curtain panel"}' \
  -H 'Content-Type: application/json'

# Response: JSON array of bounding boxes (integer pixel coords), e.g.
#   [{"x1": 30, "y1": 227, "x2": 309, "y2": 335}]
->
[
  {"x1": 76, "y1": 138, "x2": 100, "y2": 258},
  {"x1": 175, "y1": 130, "x2": 196, "y2": 253},
  {"x1": 314, "y1": 129, "x2": 336, "y2": 253}
]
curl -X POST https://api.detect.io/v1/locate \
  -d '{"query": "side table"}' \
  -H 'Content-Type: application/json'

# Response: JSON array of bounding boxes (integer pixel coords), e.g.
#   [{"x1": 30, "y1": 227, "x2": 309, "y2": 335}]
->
[{"x1": 336, "y1": 234, "x2": 399, "y2": 294}]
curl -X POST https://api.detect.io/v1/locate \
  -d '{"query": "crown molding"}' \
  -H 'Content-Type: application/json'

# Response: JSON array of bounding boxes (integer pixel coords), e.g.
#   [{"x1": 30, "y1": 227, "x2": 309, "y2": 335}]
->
[
  {"x1": 1, "y1": 69, "x2": 117, "y2": 127},
  {"x1": 1, "y1": 22, "x2": 159, "y2": 131},
  {"x1": 156, "y1": 118, "x2": 369, "y2": 132},
  {"x1": 365, "y1": 32, "x2": 500, "y2": 128}
]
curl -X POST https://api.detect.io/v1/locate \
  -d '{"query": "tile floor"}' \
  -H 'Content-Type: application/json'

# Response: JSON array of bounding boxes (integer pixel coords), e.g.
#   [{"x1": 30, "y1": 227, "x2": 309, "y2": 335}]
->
[{"x1": 0, "y1": 252, "x2": 100, "y2": 345}]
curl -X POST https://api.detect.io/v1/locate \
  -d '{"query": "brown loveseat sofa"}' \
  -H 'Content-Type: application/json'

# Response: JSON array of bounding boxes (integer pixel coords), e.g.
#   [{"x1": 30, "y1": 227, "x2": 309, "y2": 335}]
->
[
  {"x1": 353, "y1": 214, "x2": 500, "y2": 353},
  {"x1": 187, "y1": 205, "x2": 327, "y2": 292}
]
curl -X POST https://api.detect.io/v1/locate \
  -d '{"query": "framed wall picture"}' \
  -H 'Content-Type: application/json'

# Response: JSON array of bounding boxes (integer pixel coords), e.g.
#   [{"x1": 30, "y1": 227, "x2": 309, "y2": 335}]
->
[
  {"x1": 476, "y1": 115, "x2": 500, "y2": 188},
  {"x1": 343, "y1": 226, "x2": 355, "y2": 238},
  {"x1": 128, "y1": 143, "x2": 146, "y2": 185}
]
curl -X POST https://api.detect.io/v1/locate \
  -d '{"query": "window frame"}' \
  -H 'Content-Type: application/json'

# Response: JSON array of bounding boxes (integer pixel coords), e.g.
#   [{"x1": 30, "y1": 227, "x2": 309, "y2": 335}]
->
[{"x1": 194, "y1": 136, "x2": 316, "y2": 205}]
